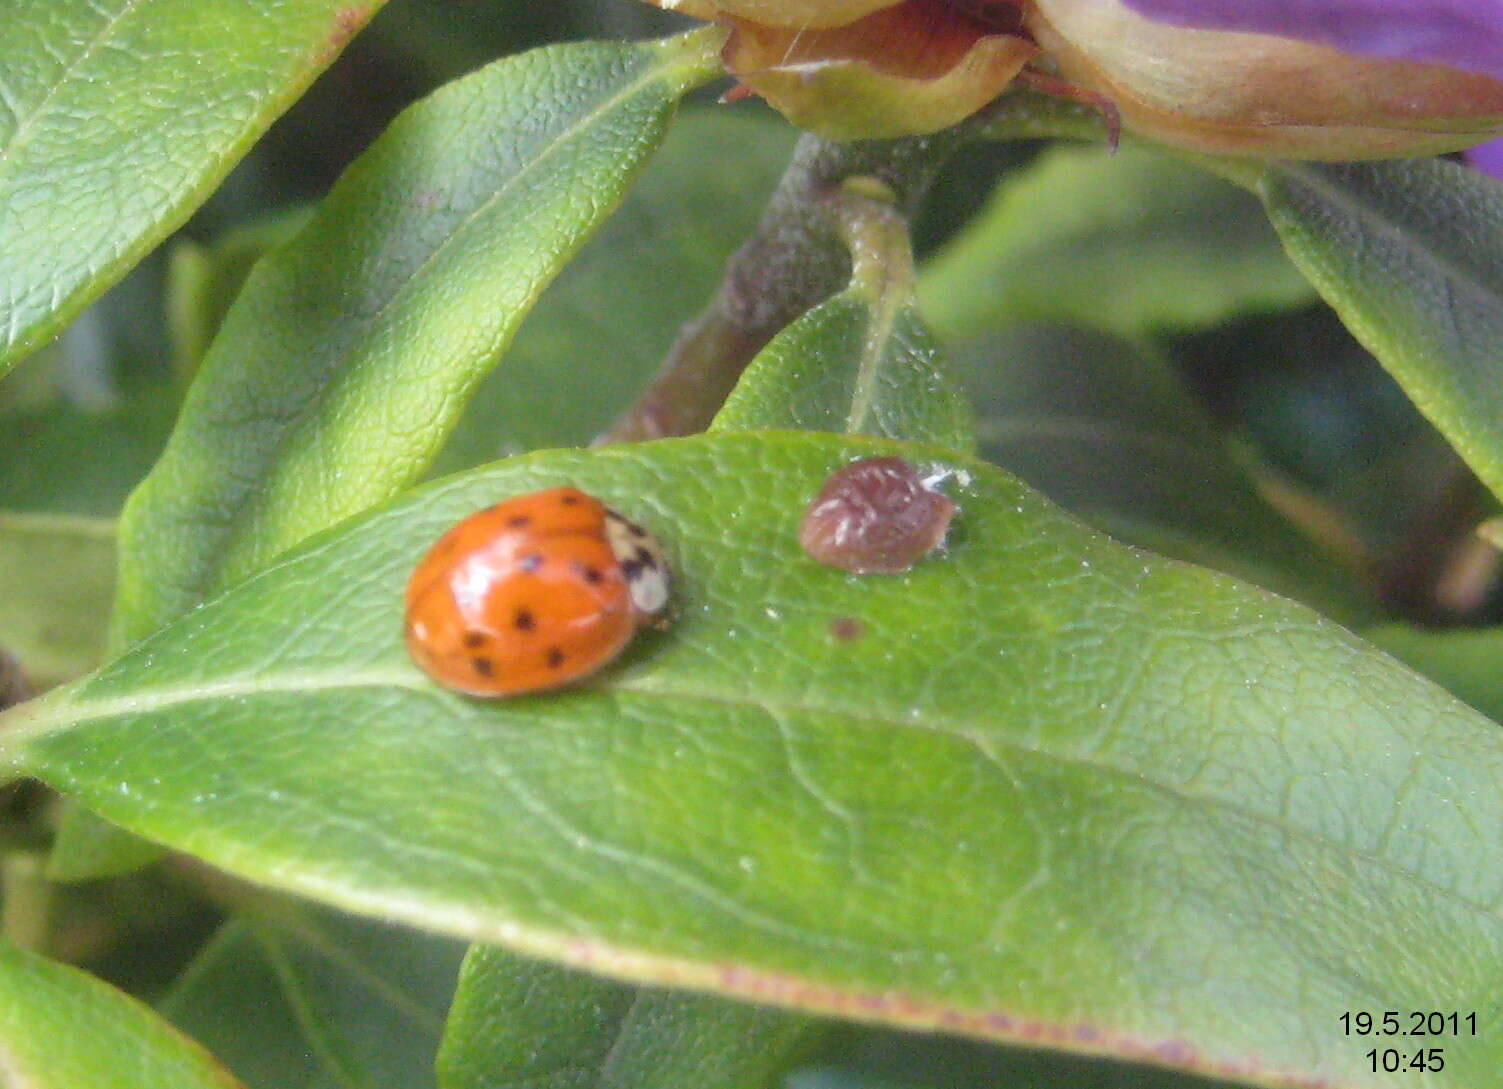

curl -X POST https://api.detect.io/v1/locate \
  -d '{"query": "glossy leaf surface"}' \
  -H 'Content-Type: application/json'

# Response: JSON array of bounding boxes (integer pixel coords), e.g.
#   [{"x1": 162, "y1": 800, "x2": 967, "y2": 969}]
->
[
  {"x1": 0, "y1": 0, "x2": 383, "y2": 372},
  {"x1": 5, "y1": 433, "x2": 1502, "y2": 1088},
  {"x1": 0, "y1": 940, "x2": 243, "y2": 1089},
  {"x1": 111, "y1": 31, "x2": 723, "y2": 645}
]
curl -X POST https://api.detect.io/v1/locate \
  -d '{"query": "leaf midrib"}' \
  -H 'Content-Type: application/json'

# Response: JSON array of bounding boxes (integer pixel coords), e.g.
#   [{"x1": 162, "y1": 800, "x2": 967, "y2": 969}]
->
[
  {"x1": 1270, "y1": 163, "x2": 1503, "y2": 319},
  {"x1": 207, "y1": 42, "x2": 689, "y2": 586},
  {"x1": 9, "y1": 666, "x2": 1497, "y2": 934},
  {"x1": 0, "y1": 0, "x2": 147, "y2": 177}
]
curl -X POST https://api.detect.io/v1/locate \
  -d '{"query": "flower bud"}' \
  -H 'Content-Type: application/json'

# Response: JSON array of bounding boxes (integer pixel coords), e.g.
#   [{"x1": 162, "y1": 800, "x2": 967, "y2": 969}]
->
[
  {"x1": 1026, "y1": 0, "x2": 1503, "y2": 158},
  {"x1": 644, "y1": 0, "x2": 1037, "y2": 139}
]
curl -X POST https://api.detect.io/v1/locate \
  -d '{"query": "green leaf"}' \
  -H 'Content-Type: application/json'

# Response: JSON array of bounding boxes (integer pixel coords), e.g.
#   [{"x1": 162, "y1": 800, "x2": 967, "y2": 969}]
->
[
  {"x1": 46, "y1": 809, "x2": 166, "y2": 882},
  {"x1": 0, "y1": 512, "x2": 114, "y2": 688},
  {"x1": 111, "y1": 30, "x2": 725, "y2": 647},
  {"x1": 713, "y1": 181, "x2": 972, "y2": 450},
  {"x1": 166, "y1": 208, "x2": 315, "y2": 380},
  {"x1": 1363, "y1": 624, "x2": 1503, "y2": 726},
  {"x1": 0, "y1": 0, "x2": 386, "y2": 373},
  {"x1": 439, "y1": 947, "x2": 817, "y2": 1089},
  {"x1": 712, "y1": 287, "x2": 973, "y2": 451},
  {"x1": 0, "y1": 394, "x2": 178, "y2": 517},
  {"x1": 794, "y1": 1027, "x2": 1240, "y2": 1089},
  {"x1": 432, "y1": 109, "x2": 797, "y2": 469},
  {"x1": 161, "y1": 905, "x2": 462, "y2": 1089},
  {"x1": 5, "y1": 432, "x2": 1501, "y2": 1087},
  {"x1": 0, "y1": 939, "x2": 244, "y2": 1089},
  {"x1": 0, "y1": 256, "x2": 180, "y2": 518},
  {"x1": 1258, "y1": 157, "x2": 1503, "y2": 504},
  {"x1": 953, "y1": 323, "x2": 1371, "y2": 621},
  {"x1": 919, "y1": 146, "x2": 1313, "y2": 343}
]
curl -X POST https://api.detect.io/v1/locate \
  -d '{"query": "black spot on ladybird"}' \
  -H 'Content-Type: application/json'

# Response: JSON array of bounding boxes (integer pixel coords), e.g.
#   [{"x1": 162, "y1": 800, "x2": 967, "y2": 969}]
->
[
  {"x1": 560, "y1": 494, "x2": 580, "y2": 505},
  {"x1": 514, "y1": 607, "x2": 536, "y2": 632},
  {"x1": 545, "y1": 647, "x2": 566, "y2": 669},
  {"x1": 472, "y1": 657, "x2": 495, "y2": 677},
  {"x1": 462, "y1": 631, "x2": 487, "y2": 649},
  {"x1": 577, "y1": 564, "x2": 604, "y2": 584},
  {"x1": 507, "y1": 514, "x2": 531, "y2": 528},
  {"x1": 519, "y1": 553, "x2": 543, "y2": 572}
]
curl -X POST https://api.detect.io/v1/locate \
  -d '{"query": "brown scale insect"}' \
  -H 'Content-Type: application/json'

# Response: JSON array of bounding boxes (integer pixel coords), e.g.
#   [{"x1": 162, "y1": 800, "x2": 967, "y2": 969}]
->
[{"x1": 799, "y1": 457, "x2": 956, "y2": 574}]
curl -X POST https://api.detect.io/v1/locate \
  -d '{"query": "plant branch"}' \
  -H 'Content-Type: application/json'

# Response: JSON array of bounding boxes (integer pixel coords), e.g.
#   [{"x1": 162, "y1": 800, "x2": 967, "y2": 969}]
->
[{"x1": 600, "y1": 130, "x2": 961, "y2": 443}]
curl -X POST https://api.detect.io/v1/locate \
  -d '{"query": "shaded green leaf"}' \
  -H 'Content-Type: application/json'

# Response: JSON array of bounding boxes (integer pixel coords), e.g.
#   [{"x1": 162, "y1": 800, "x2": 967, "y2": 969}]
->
[
  {"x1": 0, "y1": 256, "x2": 179, "y2": 518},
  {"x1": 162, "y1": 904, "x2": 462, "y2": 1089},
  {"x1": 0, "y1": 939, "x2": 243, "y2": 1089},
  {"x1": 792, "y1": 1027, "x2": 1243, "y2": 1089},
  {"x1": 714, "y1": 182, "x2": 971, "y2": 450},
  {"x1": 166, "y1": 208, "x2": 315, "y2": 379},
  {"x1": 951, "y1": 323, "x2": 1371, "y2": 621},
  {"x1": 439, "y1": 947, "x2": 817, "y2": 1089},
  {"x1": 0, "y1": 512, "x2": 114, "y2": 688},
  {"x1": 0, "y1": 392, "x2": 177, "y2": 517},
  {"x1": 713, "y1": 285, "x2": 973, "y2": 450},
  {"x1": 0, "y1": 0, "x2": 386, "y2": 372},
  {"x1": 433, "y1": 109, "x2": 797, "y2": 469},
  {"x1": 4, "y1": 432, "x2": 1501, "y2": 1087},
  {"x1": 1258, "y1": 157, "x2": 1503, "y2": 503},
  {"x1": 46, "y1": 810, "x2": 166, "y2": 882},
  {"x1": 1363, "y1": 624, "x2": 1503, "y2": 726},
  {"x1": 919, "y1": 146, "x2": 1312, "y2": 343},
  {"x1": 111, "y1": 31, "x2": 724, "y2": 646}
]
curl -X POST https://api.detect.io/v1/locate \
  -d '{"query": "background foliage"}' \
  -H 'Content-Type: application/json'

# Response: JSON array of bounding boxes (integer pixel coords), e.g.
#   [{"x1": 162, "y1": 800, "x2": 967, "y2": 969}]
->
[{"x1": 3, "y1": 2, "x2": 1503, "y2": 1088}]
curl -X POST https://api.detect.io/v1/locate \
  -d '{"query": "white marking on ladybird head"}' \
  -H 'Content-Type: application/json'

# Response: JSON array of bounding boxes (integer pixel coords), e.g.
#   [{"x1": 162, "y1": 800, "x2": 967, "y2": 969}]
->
[{"x1": 604, "y1": 508, "x2": 670, "y2": 617}]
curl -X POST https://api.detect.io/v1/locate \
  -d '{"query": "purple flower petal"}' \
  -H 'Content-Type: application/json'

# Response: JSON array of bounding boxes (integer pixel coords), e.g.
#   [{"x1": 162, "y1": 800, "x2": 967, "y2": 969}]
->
[
  {"x1": 1120, "y1": 0, "x2": 1503, "y2": 82},
  {"x1": 1467, "y1": 137, "x2": 1503, "y2": 179}
]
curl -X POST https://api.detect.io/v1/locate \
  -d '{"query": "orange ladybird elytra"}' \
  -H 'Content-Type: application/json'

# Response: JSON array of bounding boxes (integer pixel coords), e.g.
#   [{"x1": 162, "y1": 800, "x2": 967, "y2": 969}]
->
[{"x1": 404, "y1": 487, "x2": 670, "y2": 696}]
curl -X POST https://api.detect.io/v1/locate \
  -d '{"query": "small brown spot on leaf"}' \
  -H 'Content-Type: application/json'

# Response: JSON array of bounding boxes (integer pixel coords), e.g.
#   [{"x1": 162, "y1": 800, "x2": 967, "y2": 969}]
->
[{"x1": 829, "y1": 617, "x2": 865, "y2": 641}]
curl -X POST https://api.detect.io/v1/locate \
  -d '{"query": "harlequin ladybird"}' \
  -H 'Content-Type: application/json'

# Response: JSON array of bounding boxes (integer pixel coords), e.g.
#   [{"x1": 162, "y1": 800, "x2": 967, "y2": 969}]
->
[
  {"x1": 799, "y1": 457, "x2": 955, "y2": 574},
  {"x1": 405, "y1": 487, "x2": 669, "y2": 696}
]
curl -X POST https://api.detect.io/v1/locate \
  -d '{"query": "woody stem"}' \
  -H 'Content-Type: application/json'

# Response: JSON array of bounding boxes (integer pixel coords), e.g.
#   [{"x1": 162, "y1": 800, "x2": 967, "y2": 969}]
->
[{"x1": 599, "y1": 130, "x2": 960, "y2": 444}]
